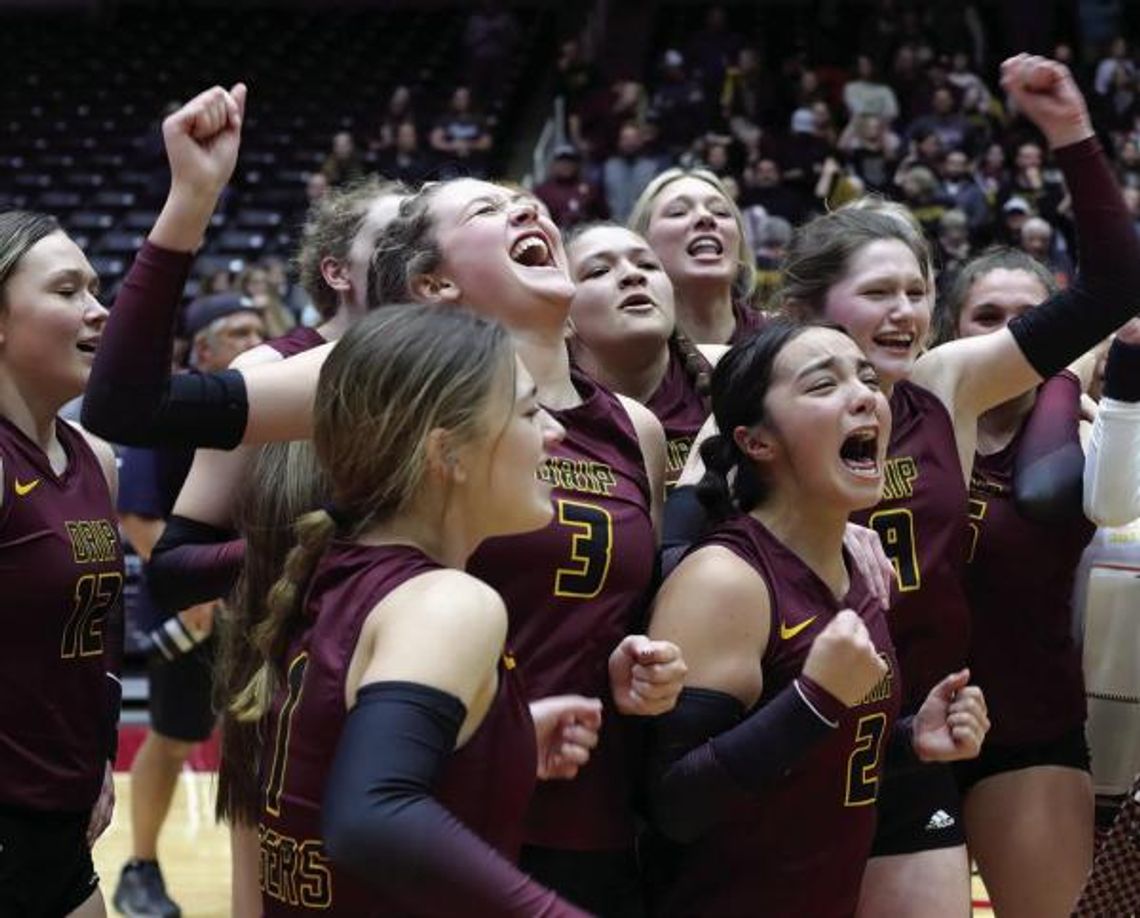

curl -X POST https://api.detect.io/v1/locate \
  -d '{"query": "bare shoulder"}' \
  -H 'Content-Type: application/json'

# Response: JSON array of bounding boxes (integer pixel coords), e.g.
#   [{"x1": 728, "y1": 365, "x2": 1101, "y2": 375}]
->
[
  {"x1": 651, "y1": 544, "x2": 771, "y2": 703},
  {"x1": 67, "y1": 421, "x2": 118, "y2": 497},
  {"x1": 229, "y1": 342, "x2": 286, "y2": 370},
  {"x1": 386, "y1": 568, "x2": 508, "y2": 646},
  {"x1": 616, "y1": 394, "x2": 667, "y2": 451}
]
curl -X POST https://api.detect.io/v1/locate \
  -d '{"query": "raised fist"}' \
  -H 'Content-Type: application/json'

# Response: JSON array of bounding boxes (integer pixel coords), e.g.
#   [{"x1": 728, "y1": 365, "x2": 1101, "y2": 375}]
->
[{"x1": 801, "y1": 609, "x2": 888, "y2": 708}]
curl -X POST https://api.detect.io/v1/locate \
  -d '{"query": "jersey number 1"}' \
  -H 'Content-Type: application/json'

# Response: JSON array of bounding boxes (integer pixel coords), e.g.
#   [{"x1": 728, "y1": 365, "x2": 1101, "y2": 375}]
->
[{"x1": 264, "y1": 652, "x2": 308, "y2": 818}]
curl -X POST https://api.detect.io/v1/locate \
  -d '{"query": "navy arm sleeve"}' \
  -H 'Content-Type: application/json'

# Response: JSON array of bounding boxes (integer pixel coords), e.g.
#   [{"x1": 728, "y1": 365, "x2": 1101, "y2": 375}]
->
[
  {"x1": 322, "y1": 681, "x2": 587, "y2": 918},
  {"x1": 146, "y1": 515, "x2": 245, "y2": 613},
  {"x1": 1013, "y1": 371, "x2": 1086, "y2": 523},
  {"x1": 81, "y1": 242, "x2": 249, "y2": 450}
]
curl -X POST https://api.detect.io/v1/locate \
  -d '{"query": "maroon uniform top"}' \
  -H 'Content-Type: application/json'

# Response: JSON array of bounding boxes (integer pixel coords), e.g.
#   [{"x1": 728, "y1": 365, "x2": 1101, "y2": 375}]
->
[
  {"x1": 850, "y1": 381, "x2": 971, "y2": 713},
  {"x1": 645, "y1": 338, "x2": 711, "y2": 487},
  {"x1": 468, "y1": 371, "x2": 656, "y2": 851},
  {"x1": 0, "y1": 417, "x2": 123, "y2": 812},
  {"x1": 259, "y1": 543, "x2": 537, "y2": 916},
  {"x1": 662, "y1": 514, "x2": 901, "y2": 918},
  {"x1": 966, "y1": 380, "x2": 1094, "y2": 746},
  {"x1": 264, "y1": 325, "x2": 326, "y2": 360},
  {"x1": 728, "y1": 300, "x2": 767, "y2": 346}
]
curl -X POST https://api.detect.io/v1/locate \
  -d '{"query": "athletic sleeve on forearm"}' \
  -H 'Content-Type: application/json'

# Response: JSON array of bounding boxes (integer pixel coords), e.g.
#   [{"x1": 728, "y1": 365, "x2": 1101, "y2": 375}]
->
[
  {"x1": 647, "y1": 681, "x2": 841, "y2": 843},
  {"x1": 1013, "y1": 371, "x2": 1085, "y2": 523},
  {"x1": 1084, "y1": 340, "x2": 1140, "y2": 526},
  {"x1": 81, "y1": 241, "x2": 249, "y2": 450},
  {"x1": 1007, "y1": 139, "x2": 1140, "y2": 379},
  {"x1": 322, "y1": 681, "x2": 587, "y2": 918},
  {"x1": 147, "y1": 515, "x2": 244, "y2": 613}
]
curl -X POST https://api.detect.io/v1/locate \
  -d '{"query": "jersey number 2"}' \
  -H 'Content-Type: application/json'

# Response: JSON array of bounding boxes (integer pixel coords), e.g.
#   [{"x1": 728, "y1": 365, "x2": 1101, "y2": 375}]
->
[
  {"x1": 554, "y1": 500, "x2": 613, "y2": 599},
  {"x1": 845, "y1": 713, "x2": 887, "y2": 806}
]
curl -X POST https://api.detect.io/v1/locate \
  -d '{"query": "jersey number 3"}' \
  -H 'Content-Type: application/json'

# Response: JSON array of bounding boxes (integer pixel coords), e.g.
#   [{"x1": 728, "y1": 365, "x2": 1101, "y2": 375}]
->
[{"x1": 554, "y1": 499, "x2": 613, "y2": 599}]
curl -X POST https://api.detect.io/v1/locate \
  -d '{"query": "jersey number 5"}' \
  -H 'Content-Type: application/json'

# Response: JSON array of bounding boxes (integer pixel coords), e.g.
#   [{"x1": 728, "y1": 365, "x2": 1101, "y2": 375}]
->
[
  {"x1": 869, "y1": 508, "x2": 921, "y2": 592},
  {"x1": 554, "y1": 499, "x2": 613, "y2": 599},
  {"x1": 60, "y1": 571, "x2": 123, "y2": 659}
]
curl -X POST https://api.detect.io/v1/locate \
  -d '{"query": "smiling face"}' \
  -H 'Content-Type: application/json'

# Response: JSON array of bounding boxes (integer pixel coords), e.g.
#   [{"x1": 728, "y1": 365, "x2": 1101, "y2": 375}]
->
[
  {"x1": 820, "y1": 238, "x2": 931, "y2": 388},
  {"x1": 0, "y1": 230, "x2": 107, "y2": 407},
  {"x1": 643, "y1": 175, "x2": 742, "y2": 292},
  {"x1": 425, "y1": 178, "x2": 575, "y2": 330},
  {"x1": 568, "y1": 225, "x2": 675, "y2": 355},
  {"x1": 751, "y1": 326, "x2": 890, "y2": 512}
]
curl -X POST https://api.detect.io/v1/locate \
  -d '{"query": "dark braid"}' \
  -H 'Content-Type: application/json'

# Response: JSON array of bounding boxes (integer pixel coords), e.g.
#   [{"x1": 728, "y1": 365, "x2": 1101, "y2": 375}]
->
[{"x1": 670, "y1": 326, "x2": 713, "y2": 413}]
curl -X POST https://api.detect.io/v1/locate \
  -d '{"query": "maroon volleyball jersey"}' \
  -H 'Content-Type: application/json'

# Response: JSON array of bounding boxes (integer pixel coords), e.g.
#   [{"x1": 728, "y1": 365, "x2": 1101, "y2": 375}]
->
[
  {"x1": 966, "y1": 381, "x2": 1094, "y2": 746},
  {"x1": 661, "y1": 514, "x2": 900, "y2": 918},
  {"x1": 646, "y1": 339, "x2": 711, "y2": 488},
  {"x1": 264, "y1": 325, "x2": 326, "y2": 359},
  {"x1": 0, "y1": 417, "x2": 123, "y2": 812},
  {"x1": 850, "y1": 380, "x2": 971, "y2": 713},
  {"x1": 729, "y1": 300, "x2": 767, "y2": 345},
  {"x1": 258, "y1": 543, "x2": 537, "y2": 916},
  {"x1": 468, "y1": 371, "x2": 656, "y2": 851}
]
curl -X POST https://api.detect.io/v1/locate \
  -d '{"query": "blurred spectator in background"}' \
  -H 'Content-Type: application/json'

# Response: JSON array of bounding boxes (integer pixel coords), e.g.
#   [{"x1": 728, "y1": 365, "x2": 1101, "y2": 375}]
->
[
  {"x1": 908, "y1": 86, "x2": 972, "y2": 153},
  {"x1": 748, "y1": 213, "x2": 792, "y2": 307},
  {"x1": 781, "y1": 105, "x2": 833, "y2": 202},
  {"x1": 321, "y1": 131, "x2": 365, "y2": 187},
  {"x1": 999, "y1": 194, "x2": 1032, "y2": 245},
  {"x1": 844, "y1": 54, "x2": 900, "y2": 124},
  {"x1": 1095, "y1": 36, "x2": 1134, "y2": 95},
  {"x1": 741, "y1": 156, "x2": 809, "y2": 225},
  {"x1": 976, "y1": 141, "x2": 1009, "y2": 203},
  {"x1": 534, "y1": 144, "x2": 608, "y2": 229},
  {"x1": 555, "y1": 38, "x2": 601, "y2": 117},
  {"x1": 1124, "y1": 185, "x2": 1140, "y2": 237},
  {"x1": 940, "y1": 148, "x2": 991, "y2": 236},
  {"x1": 947, "y1": 50, "x2": 993, "y2": 119},
  {"x1": 935, "y1": 207, "x2": 972, "y2": 294},
  {"x1": 305, "y1": 171, "x2": 330, "y2": 207},
  {"x1": 572, "y1": 78, "x2": 645, "y2": 163},
  {"x1": 897, "y1": 163, "x2": 950, "y2": 236},
  {"x1": 431, "y1": 85, "x2": 493, "y2": 178},
  {"x1": 238, "y1": 264, "x2": 295, "y2": 338},
  {"x1": 260, "y1": 256, "x2": 310, "y2": 325},
  {"x1": 1002, "y1": 140, "x2": 1065, "y2": 223},
  {"x1": 721, "y1": 46, "x2": 778, "y2": 146},
  {"x1": 650, "y1": 49, "x2": 710, "y2": 157},
  {"x1": 839, "y1": 113, "x2": 901, "y2": 192},
  {"x1": 1115, "y1": 137, "x2": 1140, "y2": 187},
  {"x1": 686, "y1": 4, "x2": 741, "y2": 100},
  {"x1": 604, "y1": 122, "x2": 660, "y2": 221},
  {"x1": 462, "y1": 0, "x2": 518, "y2": 103},
  {"x1": 380, "y1": 121, "x2": 433, "y2": 185},
  {"x1": 1019, "y1": 215, "x2": 1073, "y2": 287},
  {"x1": 370, "y1": 85, "x2": 419, "y2": 153}
]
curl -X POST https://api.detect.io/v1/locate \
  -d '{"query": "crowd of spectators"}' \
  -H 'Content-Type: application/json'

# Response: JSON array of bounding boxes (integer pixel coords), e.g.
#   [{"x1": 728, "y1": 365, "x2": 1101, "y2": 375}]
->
[{"x1": 536, "y1": 2, "x2": 1140, "y2": 304}]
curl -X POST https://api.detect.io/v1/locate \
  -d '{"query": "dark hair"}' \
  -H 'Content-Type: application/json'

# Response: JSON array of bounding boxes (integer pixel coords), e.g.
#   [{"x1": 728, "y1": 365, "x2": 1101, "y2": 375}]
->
[
  {"x1": 0, "y1": 211, "x2": 62, "y2": 310},
  {"x1": 565, "y1": 221, "x2": 713, "y2": 409},
  {"x1": 697, "y1": 319, "x2": 828, "y2": 521},
  {"x1": 933, "y1": 246, "x2": 1058, "y2": 346}
]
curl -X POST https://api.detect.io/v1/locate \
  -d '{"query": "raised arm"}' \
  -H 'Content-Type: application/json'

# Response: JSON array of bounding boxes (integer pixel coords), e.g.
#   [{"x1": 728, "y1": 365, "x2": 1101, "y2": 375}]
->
[
  {"x1": 1084, "y1": 320, "x2": 1140, "y2": 526},
  {"x1": 82, "y1": 85, "x2": 250, "y2": 449},
  {"x1": 914, "y1": 56, "x2": 1140, "y2": 438}
]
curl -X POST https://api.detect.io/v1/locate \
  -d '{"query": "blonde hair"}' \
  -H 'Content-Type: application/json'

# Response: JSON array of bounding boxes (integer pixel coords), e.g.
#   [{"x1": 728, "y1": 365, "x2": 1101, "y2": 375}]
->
[
  {"x1": 229, "y1": 304, "x2": 514, "y2": 723},
  {"x1": 628, "y1": 167, "x2": 757, "y2": 303}
]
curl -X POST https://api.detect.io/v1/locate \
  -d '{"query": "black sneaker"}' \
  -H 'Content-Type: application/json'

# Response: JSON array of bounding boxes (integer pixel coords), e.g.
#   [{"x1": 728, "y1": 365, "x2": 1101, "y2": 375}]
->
[{"x1": 112, "y1": 859, "x2": 182, "y2": 918}]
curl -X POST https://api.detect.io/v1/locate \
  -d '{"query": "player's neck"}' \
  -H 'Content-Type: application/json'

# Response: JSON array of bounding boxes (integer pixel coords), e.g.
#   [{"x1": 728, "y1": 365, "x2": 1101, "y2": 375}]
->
[
  {"x1": 673, "y1": 284, "x2": 735, "y2": 346},
  {"x1": 512, "y1": 330, "x2": 582, "y2": 411},
  {"x1": 0, "y1": 374, "x2": 64, "y2": 462},
  {"x1": 571, "y1": 339, "x2": 669, "y2": 404},
  {"x1": 752, "y1": 496, "x2": 850, "y2": 600},
  {"x1": 356, "y1": 508, "x2": 473, "y2": 570}
]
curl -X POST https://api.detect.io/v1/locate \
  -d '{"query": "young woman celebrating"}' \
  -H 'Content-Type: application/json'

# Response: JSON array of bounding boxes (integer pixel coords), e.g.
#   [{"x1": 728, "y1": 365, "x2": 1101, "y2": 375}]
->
[
  {"x1": 628, "y1": 168, "x2": 764, "y2": 347},
  {"x1": 239, "y1": 303, "x2": 599, "y2": 915},
  {"x1": 566, "y1": 222, "x2": 722, "y2": 486},
  {"x1": 646, "y1": 321, "x2": 987, "y2": 917},
  {"x1": 933, "y1": 249, "x2": 1096, "y2": 917},
  {"x1": 0, "y1": 211, "x2": 120, "y2": 917}
]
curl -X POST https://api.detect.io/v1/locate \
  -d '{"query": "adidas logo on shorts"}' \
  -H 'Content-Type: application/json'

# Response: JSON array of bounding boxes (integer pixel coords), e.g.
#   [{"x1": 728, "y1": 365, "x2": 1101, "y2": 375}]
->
[{"x1": 925, "y1": 809, "x2": 956, "y2": 831}]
